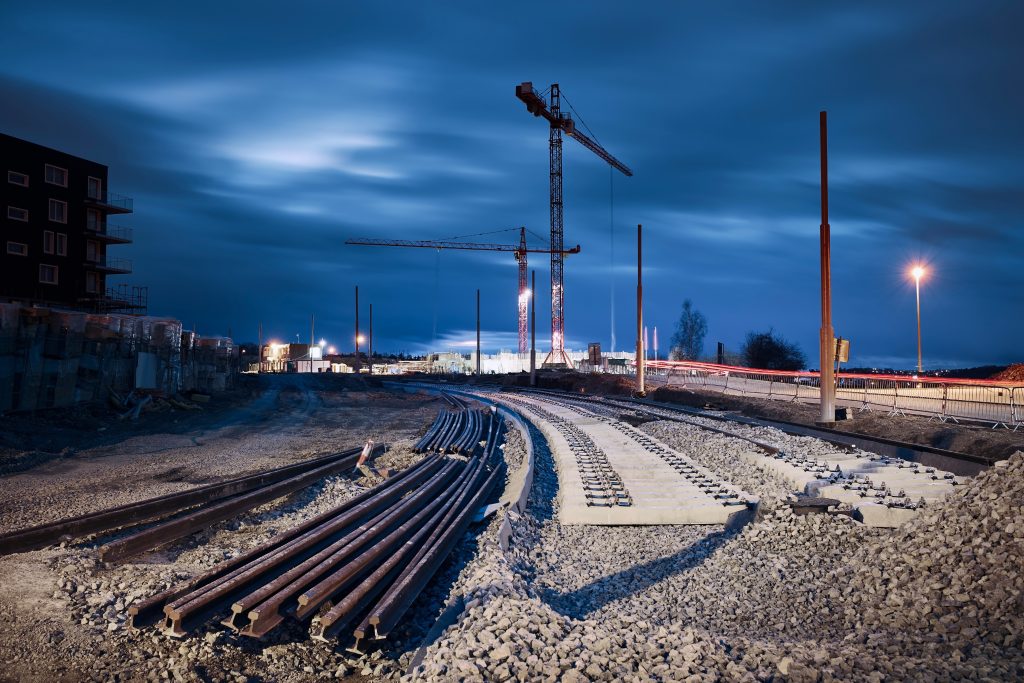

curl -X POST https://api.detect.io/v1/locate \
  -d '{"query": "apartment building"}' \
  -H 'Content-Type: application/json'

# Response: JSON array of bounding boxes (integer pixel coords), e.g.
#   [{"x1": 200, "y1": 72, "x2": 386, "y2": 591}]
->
[{"x1": 1, "y1": 132, "x2": 146, "y2": 312}]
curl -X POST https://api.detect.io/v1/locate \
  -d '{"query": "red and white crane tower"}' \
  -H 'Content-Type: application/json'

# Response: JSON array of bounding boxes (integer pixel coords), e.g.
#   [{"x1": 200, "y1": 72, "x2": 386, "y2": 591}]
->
[{"x1": 515, "y1": 82, "x2": 633, "y2": 367}]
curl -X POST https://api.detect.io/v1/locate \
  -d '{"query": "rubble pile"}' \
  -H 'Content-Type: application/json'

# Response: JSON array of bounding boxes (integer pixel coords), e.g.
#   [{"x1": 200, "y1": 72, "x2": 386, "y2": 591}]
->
[{"x1": 838, "y1": 450, "x2": 1024, "y2": 647}]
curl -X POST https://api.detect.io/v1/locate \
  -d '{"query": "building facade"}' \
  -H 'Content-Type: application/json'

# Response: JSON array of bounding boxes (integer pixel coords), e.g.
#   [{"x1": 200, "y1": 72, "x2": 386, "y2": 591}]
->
[{"x1": 1, "y1": 133, "x2": 145, "y2": 313}]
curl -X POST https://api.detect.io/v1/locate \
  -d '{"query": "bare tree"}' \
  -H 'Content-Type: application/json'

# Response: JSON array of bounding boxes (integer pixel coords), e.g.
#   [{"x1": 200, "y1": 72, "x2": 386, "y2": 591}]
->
[{"x1": 669, "y1": 300, "x2": 707, "y2": 360}]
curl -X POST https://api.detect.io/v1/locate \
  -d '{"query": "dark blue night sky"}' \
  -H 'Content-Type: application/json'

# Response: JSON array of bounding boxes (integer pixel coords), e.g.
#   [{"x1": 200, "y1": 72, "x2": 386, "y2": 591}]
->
[{"x1": 2, "y1": 2, "x2": 1021, "y2": 368}]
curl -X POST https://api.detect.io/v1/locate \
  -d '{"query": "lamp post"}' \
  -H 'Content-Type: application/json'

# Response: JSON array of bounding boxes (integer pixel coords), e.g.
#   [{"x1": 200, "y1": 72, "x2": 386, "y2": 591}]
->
[{"x1": 912, "y1": 265, "x2": 926, "y2": 374}]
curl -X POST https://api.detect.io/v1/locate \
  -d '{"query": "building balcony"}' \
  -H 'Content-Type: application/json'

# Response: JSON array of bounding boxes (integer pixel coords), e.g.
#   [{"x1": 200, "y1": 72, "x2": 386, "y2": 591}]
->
[
  {"x1": 87, "y1": 257, "x2": 132, "y2": 274},
  {"x1": 85, "y1": 190, "x2": 134, "y2": 214},
  {"x1": 88, "y1": 223, "x2": 133, "y2": 244},
  {"x1": 81, "y1": 284, "x2": 148, "y2": 314}
]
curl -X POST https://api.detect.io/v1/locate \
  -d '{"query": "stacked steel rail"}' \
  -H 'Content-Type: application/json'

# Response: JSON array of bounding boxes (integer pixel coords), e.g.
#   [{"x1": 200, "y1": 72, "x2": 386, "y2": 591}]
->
[
  {"x1": 414, "y1": 393, "x2": 492, "y2": 454},
  {"x1": 129, "y1": 396, "x2": 507, "y2": 650},
  {"x1": 0, "y1": 446, "x2": 372, "y2": 556}
]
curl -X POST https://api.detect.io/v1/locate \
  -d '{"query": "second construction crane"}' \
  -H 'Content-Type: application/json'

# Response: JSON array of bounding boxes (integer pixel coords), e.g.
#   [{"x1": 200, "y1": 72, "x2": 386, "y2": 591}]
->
[
  {"x1": 346, "y1": 228, "x2": 579, "y2": 354},
  {"x1": 515, "y1": 82, "x2": 633, "y2": 367}
]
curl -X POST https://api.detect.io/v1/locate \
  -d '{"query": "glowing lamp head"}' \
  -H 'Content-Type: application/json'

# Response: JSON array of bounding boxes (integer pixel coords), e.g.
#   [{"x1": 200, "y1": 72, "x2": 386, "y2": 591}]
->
[
  {"x1": 328, "y1": 346, "x2": 336, "y2": 354},
  {"x1": 319, "y1": 338, "x2": 326, "y2": 348},
  {"x1": 911, "y1": 266, "x2": 925, "y2": 280},
  {"x1": 356, "y1": 335, "x2": 366, "y2": 344}
]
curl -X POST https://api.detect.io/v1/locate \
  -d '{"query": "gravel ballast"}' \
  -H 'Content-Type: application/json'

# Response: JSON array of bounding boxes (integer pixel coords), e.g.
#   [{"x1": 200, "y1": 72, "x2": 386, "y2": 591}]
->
[{"x1": 409, "y1": 393, "x2": 1024, "y2": 682}]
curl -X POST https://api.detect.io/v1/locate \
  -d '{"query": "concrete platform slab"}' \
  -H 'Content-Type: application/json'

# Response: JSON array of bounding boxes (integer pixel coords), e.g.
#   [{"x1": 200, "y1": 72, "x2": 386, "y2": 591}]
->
[{"x1": 496, "y1": 394, "x2": 756, "y2": 526}]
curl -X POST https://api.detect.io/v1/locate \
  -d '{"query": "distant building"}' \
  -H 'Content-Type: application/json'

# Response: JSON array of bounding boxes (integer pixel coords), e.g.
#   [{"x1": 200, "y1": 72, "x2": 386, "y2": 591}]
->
[
  {"x1": 1, "y1": 133, "x2": 146, "y2": 313},
  {"x1": 260, "y1": 342, "x2": 333, "y2": 373}
]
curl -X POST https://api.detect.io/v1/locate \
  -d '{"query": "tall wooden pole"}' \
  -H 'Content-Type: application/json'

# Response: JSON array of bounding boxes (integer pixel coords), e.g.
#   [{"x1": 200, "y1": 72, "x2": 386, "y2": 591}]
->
[
  {"x1": 818, "y1": 111, "x2": 835, "y2": 424},
  {"x1": 355, "y1": 286, "x2": 361, "y2": 374},
  {"x1": 636, "y1": 224, "x2": 645, "y2": 396},
  {"x1": 476, "y1": 289, "x2": 481, "y2": 377},
  {"x1": 530, "y1": 270, "x2": 537, "y2": 386},
  {"x1": 369, "y1": 303, "x2": 374, "y2": 376}
]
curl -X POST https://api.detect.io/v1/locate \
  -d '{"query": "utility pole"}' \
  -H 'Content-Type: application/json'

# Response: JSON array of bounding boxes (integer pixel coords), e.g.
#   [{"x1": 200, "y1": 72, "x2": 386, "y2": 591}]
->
[
  {"x1": 636, "y1": 224, "x2": 645, "y2": 397},
  {"x1": 818, "y1": 111, "x2": 835, "y2": 424},
  {"x1": 476, "y1": 289, "x2": 481, "y2": 377},
  {"x1": 355, "y1": 286, "x2": 361, "y2": 375},
  {"x1": 530, "y1": 270, "x2": 537, "y2": 386},
  {"x1": 369, "y1": 303, "x2": 374, "y2": 376},
  {"x1": 258, "y1": 321, "x2": 263, "y2": 373}
]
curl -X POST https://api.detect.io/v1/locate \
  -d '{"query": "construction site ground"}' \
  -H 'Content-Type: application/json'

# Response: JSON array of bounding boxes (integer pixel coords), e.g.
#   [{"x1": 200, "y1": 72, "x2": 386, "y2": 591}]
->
[{"x1": 0, "y1": 375, "x2": 451, "y2": 682}]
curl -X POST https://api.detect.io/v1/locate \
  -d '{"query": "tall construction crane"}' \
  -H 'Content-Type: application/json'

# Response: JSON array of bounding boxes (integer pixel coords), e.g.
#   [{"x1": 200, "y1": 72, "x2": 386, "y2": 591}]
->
[
  {"x1": 345, "y1": 228, "x2": 579, "y2": 354},
  {"x1": 515, "y1": 82, "x2": 633, "y2": 367}
]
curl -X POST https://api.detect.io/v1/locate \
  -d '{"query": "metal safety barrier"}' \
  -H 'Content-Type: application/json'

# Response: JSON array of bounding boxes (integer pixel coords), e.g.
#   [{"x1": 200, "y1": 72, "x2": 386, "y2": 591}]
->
[{"x1": 645, "y1": 360, "x2": 1024, "y2": 430}]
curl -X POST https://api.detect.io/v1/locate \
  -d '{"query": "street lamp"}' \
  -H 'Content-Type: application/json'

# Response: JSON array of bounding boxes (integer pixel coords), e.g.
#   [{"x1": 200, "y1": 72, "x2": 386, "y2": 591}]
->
[{"x1": 910, "y1": 265, "x2": 926, "y2": 374}]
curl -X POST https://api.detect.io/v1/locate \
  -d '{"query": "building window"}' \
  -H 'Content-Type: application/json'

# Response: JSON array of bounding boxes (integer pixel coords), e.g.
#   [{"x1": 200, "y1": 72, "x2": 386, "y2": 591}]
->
[
  {"x1": 6, "y1": 241, "x2": 28, "y2": 256},
  {"x1": 88, "y1": 176, "x2": 102, "y2": 199},
  {"x1": 39, "y1": 264, "x2": 59, "y2": 285},
  {"x1": 45, "y1": 164, "x2": 68, "y2": 187},
  {"x1": 86, "y1": 240, "x2": 99, "y2": 262},
  {"x1": 57, "y1": 233, "x2": 68, "y2": 256},
  {"x1": 43, "y1": 230, "x2": 55, "y2": 254},
  {"x1": 7, "y1": 206, "x2": 29, "y2": 222},
  {"x1": 86, "y1": 208, "x2": 102, "y2": 231},
  {"x1": 86, "y1": 272, "x2": 102, "y2": 294},
  {"x1": 48, "y1": 199, "x2": 67, "y2": 223},
  {"x1": 7, "y1": 171, "x2": 29, "y2": 187}
]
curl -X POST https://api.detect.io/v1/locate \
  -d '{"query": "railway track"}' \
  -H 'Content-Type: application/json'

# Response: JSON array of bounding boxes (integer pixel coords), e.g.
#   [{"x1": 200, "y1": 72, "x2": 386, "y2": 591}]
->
[
  {"x1": 502, "y1": 387, "x2": 964, "y2": 512},
  {"x1": 124, "y1": 392, "x2": 507, "y2": 651},
  {"x1": 0, "y1": 445, "x2": 376, "y2": 556}
]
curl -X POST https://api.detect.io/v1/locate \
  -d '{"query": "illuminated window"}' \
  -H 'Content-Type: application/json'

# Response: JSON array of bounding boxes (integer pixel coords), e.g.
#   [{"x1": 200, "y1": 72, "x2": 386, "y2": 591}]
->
[
  {"x1": 43, "y1": 230, "x2": 55, "y2": 254},
  {"x1": 39, "y1": 264, "x2": 59, "y2": 285},
  {"x1": 6, "y1": 241, "x2": 28, "y2": 256},
  {"x1": 7, "y1": 171, "x2": 28, "y2": 187},
  {"x1": 7, "y1": 206, "x2": 28, "y2": 221},
  {"x1": 45, "y1": 164, "x2": 67, "y2": 187},
  {"x1": 48, "y1": 199, "x2": 66, "y2": 223},
  {"x1": 56, "y1": 233, "x2": 67, "y2": 256}
]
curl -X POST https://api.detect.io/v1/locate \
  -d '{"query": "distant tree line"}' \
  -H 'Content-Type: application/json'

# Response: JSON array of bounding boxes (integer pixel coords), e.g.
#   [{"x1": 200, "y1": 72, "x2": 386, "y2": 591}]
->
[{"x1": 669, "y1": 300, "x2": 807, "y2": 371}]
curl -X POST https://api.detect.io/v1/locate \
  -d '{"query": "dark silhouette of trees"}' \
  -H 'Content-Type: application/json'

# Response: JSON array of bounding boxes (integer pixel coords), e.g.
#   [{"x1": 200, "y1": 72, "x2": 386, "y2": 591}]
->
[
  {"x1": 740, "y1": 329, "x2": 806, "y2": 370},
  {"x1": 669, "y1": 300, "x2": 707, "y2": 361}
]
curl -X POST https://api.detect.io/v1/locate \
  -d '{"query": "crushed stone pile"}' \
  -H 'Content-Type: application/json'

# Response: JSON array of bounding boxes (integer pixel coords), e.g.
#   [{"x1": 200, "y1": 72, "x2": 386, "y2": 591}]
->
[
  {"x1": 991, "y1": 363, "x2": 1024, "y2": 382},
  {"x1": 836, "y1": 450, "x2": 1024, "y2": 647}
]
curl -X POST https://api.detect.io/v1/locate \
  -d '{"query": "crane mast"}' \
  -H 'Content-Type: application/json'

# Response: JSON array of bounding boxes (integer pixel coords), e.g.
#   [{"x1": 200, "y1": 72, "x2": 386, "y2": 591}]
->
[
  {"x1": 549, "y1": 85, "x2": 565, "y2": 364},
  {"x1": 346, "y1": 228, "x2": 579, "y2": 354},
  {"x1": 515, "y1": 81, "x2": 633, "y2": 367}
]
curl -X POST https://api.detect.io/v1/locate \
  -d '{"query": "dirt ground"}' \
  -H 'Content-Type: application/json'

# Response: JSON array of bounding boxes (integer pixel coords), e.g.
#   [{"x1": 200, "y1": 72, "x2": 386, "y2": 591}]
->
[
  {"x1": 0, "y1": 375, "x2": 449, "y2": 682},
  {"x1": 429, "y1": 370, "x2": 1024, "y2": 463}
]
